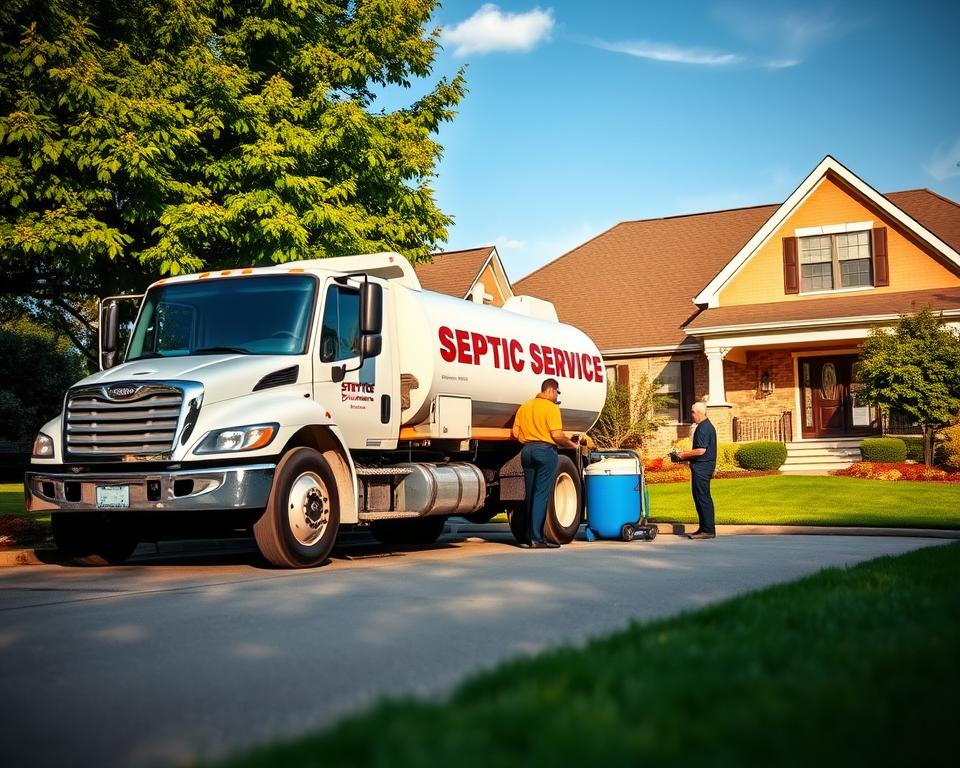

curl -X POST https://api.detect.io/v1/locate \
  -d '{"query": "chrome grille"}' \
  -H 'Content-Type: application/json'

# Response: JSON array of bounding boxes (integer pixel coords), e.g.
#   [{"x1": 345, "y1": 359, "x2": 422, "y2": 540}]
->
[{"x1": 65, "y1": 384, "x2": 184, "y2": 457}]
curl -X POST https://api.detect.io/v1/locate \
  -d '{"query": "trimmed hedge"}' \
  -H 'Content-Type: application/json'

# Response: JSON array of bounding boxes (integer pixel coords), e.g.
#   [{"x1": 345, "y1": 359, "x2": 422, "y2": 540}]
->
[
  {"x1": 901, "y1": 437, "x2": 925, "y2": 463},
  {"x1": 860, "y1": 437, "x2": 907, "y2": 463},
  {"x1": 735, "y1": 441, "x2": 787, "y2": 470}
]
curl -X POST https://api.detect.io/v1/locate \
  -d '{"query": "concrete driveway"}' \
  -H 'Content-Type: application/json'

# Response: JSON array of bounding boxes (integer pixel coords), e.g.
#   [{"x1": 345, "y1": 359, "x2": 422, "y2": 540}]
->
[{"x1": 0, "y1": 532, "x2": 945, "y2": 768}]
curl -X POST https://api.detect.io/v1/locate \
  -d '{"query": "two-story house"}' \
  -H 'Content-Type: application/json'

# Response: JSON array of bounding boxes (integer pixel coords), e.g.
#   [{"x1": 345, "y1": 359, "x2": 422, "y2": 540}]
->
[{"x1": 516, "y1": 156, "x2": 960, "y2": 469}]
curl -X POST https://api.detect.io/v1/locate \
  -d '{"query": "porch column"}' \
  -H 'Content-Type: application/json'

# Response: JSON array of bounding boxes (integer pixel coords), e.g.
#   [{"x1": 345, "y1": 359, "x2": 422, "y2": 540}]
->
[{"x1": 704, "y1": 347, "x2": 731, "y2": 406}]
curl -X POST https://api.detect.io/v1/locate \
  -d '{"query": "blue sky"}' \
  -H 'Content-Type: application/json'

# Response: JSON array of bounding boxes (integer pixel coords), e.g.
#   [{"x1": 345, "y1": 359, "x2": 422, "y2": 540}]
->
[{"x1": 413, "y1": 1, "x2": 960, "y2": 281}]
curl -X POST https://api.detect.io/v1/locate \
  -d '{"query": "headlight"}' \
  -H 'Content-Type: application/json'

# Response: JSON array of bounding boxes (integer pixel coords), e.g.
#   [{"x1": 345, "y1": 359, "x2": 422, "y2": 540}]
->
[
  {"x1": 194, "y1": 424, "x2": 278, "y2": 454},
  {"x1": 32, "y1": 432, "x2": 55, "y2": 458}
]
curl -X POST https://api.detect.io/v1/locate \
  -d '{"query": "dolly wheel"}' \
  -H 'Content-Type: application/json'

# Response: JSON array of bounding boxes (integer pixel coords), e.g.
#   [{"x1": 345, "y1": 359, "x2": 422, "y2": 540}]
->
[
  {"x1": 620, "y1": 524, "x2": 635, "y2": 542},
  {"x1": 646, "y1": 524, "x2": 658, "y2": 541}
]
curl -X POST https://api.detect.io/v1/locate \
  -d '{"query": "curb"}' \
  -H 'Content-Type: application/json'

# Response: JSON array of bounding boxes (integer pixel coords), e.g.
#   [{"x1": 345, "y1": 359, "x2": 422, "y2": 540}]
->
[
  {"x1": 3, "y1": 523, "x2": 958, "y2": 567},
  {"x1": 443, "y1": 521, "x2": 960, "y2": 540}
]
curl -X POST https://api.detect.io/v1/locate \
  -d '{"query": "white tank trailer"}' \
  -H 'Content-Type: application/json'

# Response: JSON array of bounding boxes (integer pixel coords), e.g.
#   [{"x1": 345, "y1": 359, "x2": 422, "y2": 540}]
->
[{"x1": 25, "y1": 253, "x2": 606, "y2": 567}]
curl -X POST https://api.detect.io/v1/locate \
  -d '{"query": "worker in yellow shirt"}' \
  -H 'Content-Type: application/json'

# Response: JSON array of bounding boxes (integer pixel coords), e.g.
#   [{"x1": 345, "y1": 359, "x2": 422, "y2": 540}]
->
[{"x1": 512, "y1": 378, "x2": 578, "y2": 548}]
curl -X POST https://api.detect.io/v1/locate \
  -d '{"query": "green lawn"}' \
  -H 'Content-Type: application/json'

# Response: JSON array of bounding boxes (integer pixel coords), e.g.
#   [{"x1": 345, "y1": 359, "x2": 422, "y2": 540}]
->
[
  {"x1": 0, "y1": 482, "x2": 26, "y2": 516},
  {"x1": 647, "y1": 474, "x2": 960, "y2": 528},
  {"x1": 216, "y1": 541, "x2": 959, "y2": 768}
]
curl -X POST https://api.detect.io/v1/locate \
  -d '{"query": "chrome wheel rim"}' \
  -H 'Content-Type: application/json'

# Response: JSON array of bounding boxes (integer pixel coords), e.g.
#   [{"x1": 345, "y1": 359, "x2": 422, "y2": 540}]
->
[
  {"x1": 288, "y1": 471, "x2": 330, "y2": 546},
  {"x1": 553, "y1": 473, "x2": 578, "y2": 528}
]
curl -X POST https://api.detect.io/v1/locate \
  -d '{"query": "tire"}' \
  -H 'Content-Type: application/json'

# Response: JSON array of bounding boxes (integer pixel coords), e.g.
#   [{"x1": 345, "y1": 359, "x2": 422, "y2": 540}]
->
[
  {"x1": 545, "y1": 455, "x2": 582, "y2": 545},
  {"x1": 370, "y1": 516, "x2": 446, "y2": 547},
  {"x1": 621, "y1": 524, "x2": 635, "y2": 542},
  {"x1": 254, "y1": 447, "x2": 340, "y2": 568},
  {"x1": 52, "y1": 512, "x2": 139, "y2": 566},
  {"x1": 508, "y1": 505, "x2": 530, "y2": 545},
  {"x1": 646, "y1": 525, "x2": 658, "y2": 541}
]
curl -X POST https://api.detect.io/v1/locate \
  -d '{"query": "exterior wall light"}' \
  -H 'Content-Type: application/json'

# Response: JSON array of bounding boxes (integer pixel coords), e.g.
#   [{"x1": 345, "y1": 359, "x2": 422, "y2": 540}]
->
[{"x1": 759, "y1": 370, "x2": 775, "y2": 397}]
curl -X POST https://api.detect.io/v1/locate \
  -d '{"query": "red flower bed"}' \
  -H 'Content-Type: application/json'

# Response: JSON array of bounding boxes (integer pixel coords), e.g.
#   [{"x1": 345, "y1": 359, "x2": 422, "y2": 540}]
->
[{"x1": 832, "y1": 462, "x2": 960, "y2": 482}]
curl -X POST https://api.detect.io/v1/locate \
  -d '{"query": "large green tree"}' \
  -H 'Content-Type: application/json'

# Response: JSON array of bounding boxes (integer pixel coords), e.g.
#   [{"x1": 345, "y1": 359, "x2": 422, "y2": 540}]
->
[
  {"x1": 0, "y1": 0, "x2": 464, "y2": 364},
  {"x1": 857, "y1": 309, "x2": 960, "y2": 465}
]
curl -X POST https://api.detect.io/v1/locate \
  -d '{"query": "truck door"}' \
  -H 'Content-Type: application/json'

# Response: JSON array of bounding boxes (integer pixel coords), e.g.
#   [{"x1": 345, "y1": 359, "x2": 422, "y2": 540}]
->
[{"x1": 313, "y1": 278, "x2": 399, "y2": 450}]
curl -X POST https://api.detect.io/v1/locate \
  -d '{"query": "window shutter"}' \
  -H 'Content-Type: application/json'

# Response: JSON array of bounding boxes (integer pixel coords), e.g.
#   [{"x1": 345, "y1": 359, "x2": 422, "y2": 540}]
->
[
  {"x1": 616, "y1": 364, "x2": 630, "y2": 388},
  {"x1": 783, "y1": 236, "x2": 799, "y2": 294},
  {"x1": 872, "y1": 227, "x2": 889, "y2": 287},
  {"x1": 680, "y1": 360, "x2": 695, "y2": 422}
]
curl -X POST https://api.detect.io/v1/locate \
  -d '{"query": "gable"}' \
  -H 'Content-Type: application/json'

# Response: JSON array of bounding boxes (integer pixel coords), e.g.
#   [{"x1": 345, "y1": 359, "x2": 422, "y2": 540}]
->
[
  {"x1": 718, "y1": 177, "x2": 960, "y2": 306},
  {"x1": 695, "y1": 156, "x2": 960, "y2": 308}
]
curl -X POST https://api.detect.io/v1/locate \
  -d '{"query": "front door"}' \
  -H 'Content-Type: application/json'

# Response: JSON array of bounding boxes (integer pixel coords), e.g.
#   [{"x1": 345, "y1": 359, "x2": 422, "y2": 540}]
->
[{"x1": 799, "y1": 355, "x2": 879, "y2": 439}]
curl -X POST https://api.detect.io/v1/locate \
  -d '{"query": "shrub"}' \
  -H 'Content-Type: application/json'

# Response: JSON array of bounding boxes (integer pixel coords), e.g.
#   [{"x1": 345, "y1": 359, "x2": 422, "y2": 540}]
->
[
  {"x1": 901, "y1": 436, "x2": 925, "y2": 463},
  {"x1": 941, "y1": 425, "x2": 960, "y2": 472},
  {"x1": 900, "y1": 435, "x2": 946, "y2": 465},
  {"x1": 735, "y1": 441, "x2": 787, "y2": 470},
  {"x1": 860, "y1": 437, "x2": 907, "y2": 463},
  {"x1": 717, "y1": 443, "x2": 739, "y2": 471}
]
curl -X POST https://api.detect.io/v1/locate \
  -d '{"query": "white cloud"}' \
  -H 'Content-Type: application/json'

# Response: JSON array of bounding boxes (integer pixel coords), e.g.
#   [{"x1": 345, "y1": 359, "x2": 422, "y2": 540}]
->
[
  {"x1": 494, "y1": 235, "x2": 525, "y2": 250},
  {"x1": 442, "y1": 4, "x2": 555, "y2": 57},
  {"x1": 925, "y1": 137, "x2": 960, "y2": 181},
  {"x1": 714, "y1": 5, "x2": 843, "y2": 67},
  {"x1": 597, "y1": 40, "x2": 742, "y2": 66}
]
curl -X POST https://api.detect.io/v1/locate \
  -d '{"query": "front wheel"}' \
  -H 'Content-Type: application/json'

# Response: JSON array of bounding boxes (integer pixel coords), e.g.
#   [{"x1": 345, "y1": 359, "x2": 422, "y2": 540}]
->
[
  {"x1": 254, "y1": 447, "x2": 340, "y2": 568},
  {"x1": 545, "y1": 455, "x2": 583, "y2": 545}
]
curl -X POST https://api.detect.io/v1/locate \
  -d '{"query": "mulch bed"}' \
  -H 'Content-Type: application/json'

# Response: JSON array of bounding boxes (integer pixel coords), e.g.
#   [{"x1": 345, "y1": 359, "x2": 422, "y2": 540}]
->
[
  {"x1": 645, "y1": 468, "x2": 780, "y2": 484},
  {"x1": 0, "y1": 514, "x2": 52, "y2": 549}
]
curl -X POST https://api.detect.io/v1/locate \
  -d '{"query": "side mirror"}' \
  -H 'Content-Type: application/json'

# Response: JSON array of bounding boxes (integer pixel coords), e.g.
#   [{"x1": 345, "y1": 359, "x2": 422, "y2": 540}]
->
[
  {"x1": 360, "y1": 282, "x2": 383, "y2": 335},
  {"x1": 100, "y1": 300, "x2": 119, "y2": 370}
]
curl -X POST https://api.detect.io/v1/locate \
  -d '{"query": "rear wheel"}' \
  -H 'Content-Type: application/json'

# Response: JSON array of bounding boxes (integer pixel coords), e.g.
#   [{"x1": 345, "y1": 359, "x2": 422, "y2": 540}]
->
[
  {"x1": 52, "y1": 513, "x2": 139, "y2": 566},
  {"x1": 545, "y1": 455, "x2": 582, "y2": 544},
  {"x1": 254, "y1": 447, "x2": 340, "y2": 568},
  {"x1": 370, "y1": 516, "x2": 446, "y2": 547}
]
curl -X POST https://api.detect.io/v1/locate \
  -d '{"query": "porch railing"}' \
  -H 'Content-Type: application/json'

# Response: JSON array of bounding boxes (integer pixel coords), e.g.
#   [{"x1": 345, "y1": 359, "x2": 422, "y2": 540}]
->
[
  {"x1": 882, "y1": 411, "x2": 923, "y2": 436},
  {"x1": 732, "y1": 412, "x2": 793, "y2": 443}
]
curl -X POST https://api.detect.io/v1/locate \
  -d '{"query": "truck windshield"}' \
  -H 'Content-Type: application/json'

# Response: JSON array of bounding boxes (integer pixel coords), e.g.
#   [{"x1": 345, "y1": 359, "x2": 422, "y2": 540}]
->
[{"x1": 126, "y1": 275, "x2": 316, "y2": 361}]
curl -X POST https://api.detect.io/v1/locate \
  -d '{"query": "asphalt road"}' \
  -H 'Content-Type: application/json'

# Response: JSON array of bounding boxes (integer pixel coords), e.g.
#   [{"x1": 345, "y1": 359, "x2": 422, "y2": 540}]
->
[{"x1": 0, "y1": 532, "x2": 946, "y2": 768}]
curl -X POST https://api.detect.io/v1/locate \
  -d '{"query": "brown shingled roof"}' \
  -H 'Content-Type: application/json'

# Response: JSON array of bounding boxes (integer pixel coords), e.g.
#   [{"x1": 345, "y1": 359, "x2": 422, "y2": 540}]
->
[
  {"x1": 686, "y1": 286, "x2": 960, "y2": 332},
  {"x1": 515, "y1": 205, "x2": 778, "y2": 350},
  {"x1": 414, "y1": 246, "x2": 494, "y2": 298},
  {"x1": 514, "y1": 190, "x2": 960, "y2": 351}
]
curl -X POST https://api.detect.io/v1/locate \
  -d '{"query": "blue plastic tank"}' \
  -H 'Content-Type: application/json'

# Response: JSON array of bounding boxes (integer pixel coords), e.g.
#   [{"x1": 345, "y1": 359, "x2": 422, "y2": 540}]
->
[{"x1": 585, "y1": 456, "x2": 644, "y2": 539}]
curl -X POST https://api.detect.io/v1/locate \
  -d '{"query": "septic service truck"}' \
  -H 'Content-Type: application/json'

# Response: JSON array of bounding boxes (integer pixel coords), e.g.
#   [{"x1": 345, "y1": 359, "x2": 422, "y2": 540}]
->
[{"x1": 25, "y1": 253, "x2": 606, "y2": 567}]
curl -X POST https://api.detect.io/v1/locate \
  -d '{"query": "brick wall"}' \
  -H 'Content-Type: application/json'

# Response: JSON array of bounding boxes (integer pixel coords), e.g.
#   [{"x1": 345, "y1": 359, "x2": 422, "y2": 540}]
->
[{"x1": 724, "y1": 349, "x2": 796, "y2": 419}]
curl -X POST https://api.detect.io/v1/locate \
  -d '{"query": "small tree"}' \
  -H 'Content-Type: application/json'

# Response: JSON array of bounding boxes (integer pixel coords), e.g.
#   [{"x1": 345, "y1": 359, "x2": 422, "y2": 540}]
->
[
  {"x1": 589, "y1": 374, "x2": 667, "y2": 451},
  {"x1": 856, "y1": 309, "x2": 960, "y2": 465}
]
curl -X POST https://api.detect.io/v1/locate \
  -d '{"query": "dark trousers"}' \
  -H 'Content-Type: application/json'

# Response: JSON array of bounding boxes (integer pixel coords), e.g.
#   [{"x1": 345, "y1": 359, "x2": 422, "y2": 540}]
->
[
  {"x1": 691, "y1": 465, "x2": 716, "y2": 533},
  {"x1": 521, "y1": 442, "x2": 558, "y2": 543}
]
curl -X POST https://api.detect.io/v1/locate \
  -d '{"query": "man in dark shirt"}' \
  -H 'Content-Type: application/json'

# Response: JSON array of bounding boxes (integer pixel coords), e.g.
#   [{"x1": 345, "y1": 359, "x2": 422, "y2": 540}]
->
[{"x1": 671, "y1": 401, "x2": 718, "y2": 540}]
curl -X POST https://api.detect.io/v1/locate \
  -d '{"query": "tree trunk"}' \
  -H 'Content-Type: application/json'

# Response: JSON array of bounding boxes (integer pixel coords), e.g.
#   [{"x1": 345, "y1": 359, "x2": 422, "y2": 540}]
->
[{"x1": 923, "y1": 425, "x2": 935, "y2": 467}]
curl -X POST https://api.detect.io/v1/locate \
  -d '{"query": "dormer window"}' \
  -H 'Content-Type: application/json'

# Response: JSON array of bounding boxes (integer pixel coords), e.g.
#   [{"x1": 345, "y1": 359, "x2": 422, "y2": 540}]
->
[
  {"x1": 799, "y1": 231, "x2": 872, "y2": 292},
  {"x1": 783, "y1": 226, "x2": 888, "y2": 295}
]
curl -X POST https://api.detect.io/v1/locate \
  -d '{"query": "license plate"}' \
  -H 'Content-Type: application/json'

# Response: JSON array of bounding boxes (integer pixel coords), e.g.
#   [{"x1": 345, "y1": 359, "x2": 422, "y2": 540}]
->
[{"x1": 96, "y1": 485, "x2": 130, "y2": 509}]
